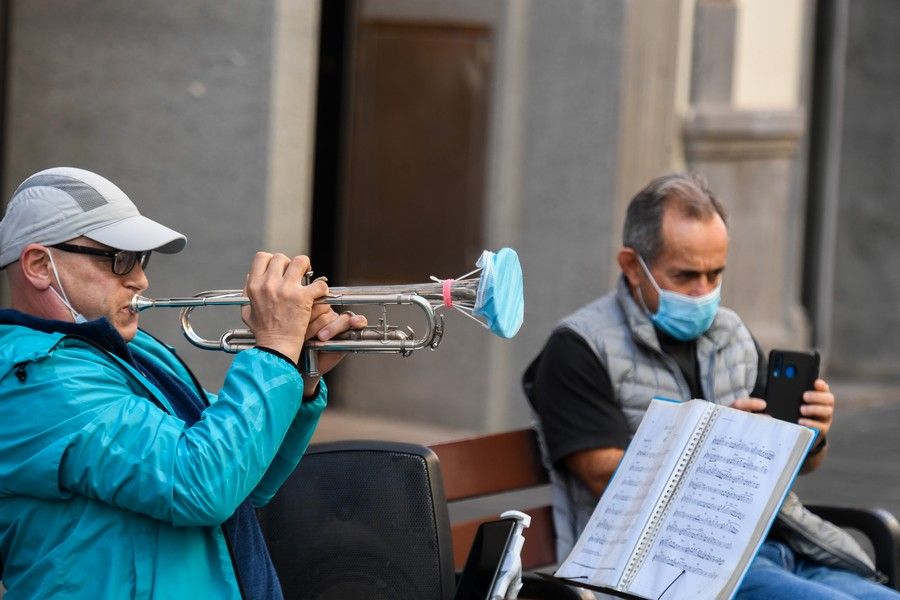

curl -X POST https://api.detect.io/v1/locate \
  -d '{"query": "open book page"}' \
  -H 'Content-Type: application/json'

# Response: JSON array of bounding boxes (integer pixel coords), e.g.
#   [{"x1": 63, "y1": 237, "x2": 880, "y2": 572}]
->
[
  {"x1": 554, "y1": 399, "x2": 713, "y2": 591},
  {"x1": 625, "y1": 405, "x2": 814, "y2": 600}
]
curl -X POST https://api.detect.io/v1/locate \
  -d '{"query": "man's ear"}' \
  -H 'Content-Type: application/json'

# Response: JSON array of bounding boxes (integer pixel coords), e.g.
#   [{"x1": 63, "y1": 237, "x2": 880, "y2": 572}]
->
[
  {"x1": 18, "y1": 244, "x2": 53, "y2": 291},
  {"x1": 617, "y1": 247, "x2": 642, "y2": 289}
]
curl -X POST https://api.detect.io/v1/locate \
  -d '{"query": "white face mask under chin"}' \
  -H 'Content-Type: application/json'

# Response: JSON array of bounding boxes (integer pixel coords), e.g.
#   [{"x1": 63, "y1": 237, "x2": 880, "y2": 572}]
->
[{"x1": 46, "y1": 250, "x2": 88, "y2": 324}]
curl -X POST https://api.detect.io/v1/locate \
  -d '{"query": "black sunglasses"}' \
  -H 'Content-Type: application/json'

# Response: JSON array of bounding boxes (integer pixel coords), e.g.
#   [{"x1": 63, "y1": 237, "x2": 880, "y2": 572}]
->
[{"x1": 51, "y1": 243, "x2": 151, "y2": 276}]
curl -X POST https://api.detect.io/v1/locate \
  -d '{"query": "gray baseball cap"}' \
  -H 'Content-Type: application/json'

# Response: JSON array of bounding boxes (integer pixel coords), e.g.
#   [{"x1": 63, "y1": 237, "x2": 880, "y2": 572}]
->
[{"x1": 0, "y1": 167, "x2": 186, "y2": 268}]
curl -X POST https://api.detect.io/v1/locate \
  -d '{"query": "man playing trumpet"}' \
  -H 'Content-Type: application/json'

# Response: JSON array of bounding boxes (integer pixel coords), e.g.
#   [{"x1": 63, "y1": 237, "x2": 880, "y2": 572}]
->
[{"x1": 0, "y1": 167, "x2": 366, "y2": 599}]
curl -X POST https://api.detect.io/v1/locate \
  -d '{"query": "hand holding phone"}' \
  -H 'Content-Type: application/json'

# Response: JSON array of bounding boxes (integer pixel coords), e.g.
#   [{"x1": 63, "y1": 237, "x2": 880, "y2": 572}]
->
[{"x1": 764, "y1": 349, "x2": 820, "y2": 423}]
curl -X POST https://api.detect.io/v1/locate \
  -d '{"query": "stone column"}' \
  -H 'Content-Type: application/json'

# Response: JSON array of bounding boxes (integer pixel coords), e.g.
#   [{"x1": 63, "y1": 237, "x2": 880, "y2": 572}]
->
[
  {"x1": 684, "y1": 0, "x2": 810, "y2": 351},
  {"x1": 610, "y1": 0, "x2": 688, "y2": 288}
]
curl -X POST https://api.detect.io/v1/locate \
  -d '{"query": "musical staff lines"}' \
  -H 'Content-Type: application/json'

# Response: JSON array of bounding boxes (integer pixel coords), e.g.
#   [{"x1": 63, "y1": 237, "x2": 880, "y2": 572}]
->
[
  {"x1": 681, "y1": 495, "x2": 746, "y2": 520},
  {"x1": 666, "y1": 524, "x2": 733, "y2": 550},
  {"x1": 605, "y1": 504, "x2": 642, "y2": 518},
  {"x1": 686, "y1": 480, "x2": 753, "y2": 504},
  {"x1": 710, "y1": 435, "x2": 775, "y2": 461},
  {"x1": 658, "y1": 537, "x2": 725, "y2": 566},
  {"x1": 671, "y1": 509, "x2": 740, "y2": 535},
  {"x1": 587, "y1": 533, "x2": 630, "y2": 547},
  {"x1": 651, "y1": 551, "x2": 718, "y2": 580},
  {"x1": 694, "y1": 465, "x2": 760, "y2": 488}
]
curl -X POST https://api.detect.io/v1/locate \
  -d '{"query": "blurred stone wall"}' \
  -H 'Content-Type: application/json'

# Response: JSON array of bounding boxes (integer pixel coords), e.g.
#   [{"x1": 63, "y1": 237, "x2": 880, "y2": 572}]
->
[{"x1": 827, "y1": 1, "x2": 900, "y2": 379}]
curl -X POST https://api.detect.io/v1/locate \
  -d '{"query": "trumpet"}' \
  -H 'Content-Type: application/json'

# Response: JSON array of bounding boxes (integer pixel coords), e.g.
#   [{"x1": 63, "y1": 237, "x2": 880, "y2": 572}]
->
[{"x1": 129, "y1": 248, "x2": 524, "y2": 377}]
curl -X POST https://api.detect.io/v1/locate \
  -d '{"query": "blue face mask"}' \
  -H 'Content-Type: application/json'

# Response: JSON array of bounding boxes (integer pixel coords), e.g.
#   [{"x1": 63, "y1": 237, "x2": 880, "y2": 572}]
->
[{"x1": 637, "y1": 255, "x2": 720, "y2": 341}]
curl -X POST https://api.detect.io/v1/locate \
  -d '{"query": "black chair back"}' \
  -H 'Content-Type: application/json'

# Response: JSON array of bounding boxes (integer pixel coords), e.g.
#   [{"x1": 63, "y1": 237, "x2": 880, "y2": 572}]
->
[{"x1": 260, "y1": 440, "x2": 456, "y2": 600}]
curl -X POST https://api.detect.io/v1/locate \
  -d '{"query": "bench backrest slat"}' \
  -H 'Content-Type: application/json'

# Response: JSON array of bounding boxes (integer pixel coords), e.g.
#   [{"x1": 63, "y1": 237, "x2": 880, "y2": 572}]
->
[
  {"x1": 429, "y1": 429, "x2": 548, "y2": 500},
  {"x1": 429, "y1": 429, "x2": 557, "y2": 571}
]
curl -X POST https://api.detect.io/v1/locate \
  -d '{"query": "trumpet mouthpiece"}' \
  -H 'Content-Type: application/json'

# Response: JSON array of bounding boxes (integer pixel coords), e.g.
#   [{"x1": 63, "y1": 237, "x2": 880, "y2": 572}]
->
[{"x1": 129, "y1": 295, "x2": 154, "y2": 313}]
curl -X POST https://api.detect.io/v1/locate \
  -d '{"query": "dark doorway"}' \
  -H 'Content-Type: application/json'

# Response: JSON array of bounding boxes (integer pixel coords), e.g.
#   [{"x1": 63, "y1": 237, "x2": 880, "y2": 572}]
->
[
  {"x1": 311, "y1": 3, "x2": 493, "y2": 285},
  {"x1": 309, "y1": 0, "x2": 351, "y2": 281},
  {"x1": 337, "y1": 18, "x2": 491, "y2": 284}
]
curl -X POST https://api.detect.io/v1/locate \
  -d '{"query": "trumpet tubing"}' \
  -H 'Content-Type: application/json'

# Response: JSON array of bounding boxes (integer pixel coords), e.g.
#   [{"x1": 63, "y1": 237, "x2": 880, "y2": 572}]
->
[{"x1": 129, "y1": 278, "x2": 482, "y2": 375}]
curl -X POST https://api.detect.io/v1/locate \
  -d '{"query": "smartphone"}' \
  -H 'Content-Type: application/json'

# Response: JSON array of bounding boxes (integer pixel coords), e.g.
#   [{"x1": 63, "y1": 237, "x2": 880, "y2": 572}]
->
[
  {"x1": 764, "y1": 349, "x2": 820, "y2": 423},
  {"x1": 453, "y1": 518, "x2": 517, "y2": 600}
]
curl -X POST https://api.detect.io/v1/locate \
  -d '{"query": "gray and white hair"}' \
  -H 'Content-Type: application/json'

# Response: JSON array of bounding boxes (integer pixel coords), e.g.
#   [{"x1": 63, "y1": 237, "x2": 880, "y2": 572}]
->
[{"x1": 622, "y1": 172, "x2": 727, "y2": 264}]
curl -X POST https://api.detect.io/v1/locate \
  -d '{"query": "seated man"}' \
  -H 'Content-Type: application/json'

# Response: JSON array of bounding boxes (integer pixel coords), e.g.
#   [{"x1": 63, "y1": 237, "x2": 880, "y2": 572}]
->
[
  {"x1": 0, "y1": 167, "x2": 366, "y2": 599},
  {"x1": 524, "y1": 172, "x2": 899, "y2": 599}
]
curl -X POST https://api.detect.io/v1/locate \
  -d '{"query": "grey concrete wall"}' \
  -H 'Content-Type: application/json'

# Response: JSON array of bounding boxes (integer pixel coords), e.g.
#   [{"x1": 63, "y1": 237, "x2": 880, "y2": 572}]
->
[
  {"x1": 684, "y1": 110, "x2": 810, "y2": 353},
  {"x1": 333, "y1": 0, "x2": 627, "y2": 432},
  {"x1": 510, "y1": 0, "x2": 626, "y2": 423},
  {"x1": 684, "y1": 0, "x2": 813, "y2": 355},
  {"x1": 4, "y1": 0, "x2": 276, "y2": 388},
  {"x1": 828, "y1": 2, "x2": 900, "y2": 379}
]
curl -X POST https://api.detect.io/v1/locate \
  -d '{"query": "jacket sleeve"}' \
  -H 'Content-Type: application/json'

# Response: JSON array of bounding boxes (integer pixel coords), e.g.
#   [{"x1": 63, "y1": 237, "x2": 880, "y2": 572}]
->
[
  {"x1": 249, "y1": 380, "x2": 327, "y2": 507},
  {"x1": 0, "y1": 341, "x2": 304, "y2": 527}
]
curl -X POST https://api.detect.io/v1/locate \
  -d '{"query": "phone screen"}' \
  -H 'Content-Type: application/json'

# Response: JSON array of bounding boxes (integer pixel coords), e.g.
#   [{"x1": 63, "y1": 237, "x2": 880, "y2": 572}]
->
[
  {"x1": 764, "y1": 349, "x2": 819, "y2": 423},
  {"x1": 453, "y1": 519, "x2": 517, "y2": 600}
]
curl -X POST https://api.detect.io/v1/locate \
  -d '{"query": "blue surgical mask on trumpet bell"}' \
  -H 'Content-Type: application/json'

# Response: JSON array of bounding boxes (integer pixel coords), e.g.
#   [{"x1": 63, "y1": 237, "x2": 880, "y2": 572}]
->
[
  {"x1": 636, "y1": 255, "x2": 720, "y2": 341},
  {"x1": 47, "y1": 249, "x2": 88, "y2": 324}
]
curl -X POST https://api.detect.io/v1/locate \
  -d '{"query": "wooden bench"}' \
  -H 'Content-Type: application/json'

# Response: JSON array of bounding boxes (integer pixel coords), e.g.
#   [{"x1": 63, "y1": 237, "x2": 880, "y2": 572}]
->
[{"x1": 428, "y1": 428, "x2": 556, "y2": 571}]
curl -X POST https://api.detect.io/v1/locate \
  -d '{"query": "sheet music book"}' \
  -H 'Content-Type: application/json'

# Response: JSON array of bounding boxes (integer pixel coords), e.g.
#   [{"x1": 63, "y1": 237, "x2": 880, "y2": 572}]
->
[{"x1": 549, "y1": 398, "x2": 816, "y2": 600}]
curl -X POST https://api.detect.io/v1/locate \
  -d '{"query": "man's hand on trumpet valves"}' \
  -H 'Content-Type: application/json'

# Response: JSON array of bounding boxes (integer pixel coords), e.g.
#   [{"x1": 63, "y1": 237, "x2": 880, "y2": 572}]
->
[
  {"x1": 240, "y1": 252, "x2": 369, "y2": 391},
  {"x1": 305, "y1": 305, "x2": 368, "y2": 385},
  {"x1": 241, "y1": 252, "x2": 327, "y2": 366}
]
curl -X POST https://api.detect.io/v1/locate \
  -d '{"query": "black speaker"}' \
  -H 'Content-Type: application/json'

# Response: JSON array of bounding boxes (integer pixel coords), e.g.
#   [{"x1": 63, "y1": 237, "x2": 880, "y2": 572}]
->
[{"x1": 259, "y1": 441, "x2": 455, "y2": 600}]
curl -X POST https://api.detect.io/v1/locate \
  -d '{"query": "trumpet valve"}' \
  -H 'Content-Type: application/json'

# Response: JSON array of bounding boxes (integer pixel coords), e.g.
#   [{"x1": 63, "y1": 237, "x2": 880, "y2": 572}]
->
[{"x1": 337, "y1": 325, "x2": 411, "y2": 343}]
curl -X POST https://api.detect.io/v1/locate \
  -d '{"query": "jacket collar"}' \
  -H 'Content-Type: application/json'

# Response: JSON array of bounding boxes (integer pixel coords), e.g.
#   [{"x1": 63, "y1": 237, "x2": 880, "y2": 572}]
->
[
  {"x1": 0, "y1": 308, "x2": 132, "y2": 362},
  {"x1": 615, "y1": 276, "x2": 661, "y2": 351}
]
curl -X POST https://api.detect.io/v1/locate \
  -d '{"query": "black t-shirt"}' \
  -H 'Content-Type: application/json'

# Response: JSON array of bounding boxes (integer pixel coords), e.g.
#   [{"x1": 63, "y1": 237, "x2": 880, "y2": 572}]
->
[
  {"x1": 657, "y1": 331, "x2": 702, "y2": 398},
  {"x1": 523, "y1": 327, "x2": 767, "y2": 467}
]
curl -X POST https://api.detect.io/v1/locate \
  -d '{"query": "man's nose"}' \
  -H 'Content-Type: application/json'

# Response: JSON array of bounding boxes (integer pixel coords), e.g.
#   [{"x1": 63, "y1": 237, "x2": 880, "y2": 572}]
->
[
  {"x1": 689, "y1": 277, "x2": 715, "y2": 296},
  {"x1": 126, "y1": 263, "x2": 149, "y2": 292}
]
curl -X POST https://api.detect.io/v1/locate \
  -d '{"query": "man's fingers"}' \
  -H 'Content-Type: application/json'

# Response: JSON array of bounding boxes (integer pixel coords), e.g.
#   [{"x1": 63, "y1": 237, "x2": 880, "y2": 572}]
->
[
  {"x1": 304, "y1": 278, "x2": 329, "y2": 301},
  {"x1": 248, "y1": 253, "x2": 312, "y2": 288},
  {"x1": 813, "y1": 378, "x2": 830, "y2": 393},
  {"x1": 800, "y1": 403, "x2": 832, "y2": 420},
  {"x1": 305, "y1": 310, "x2": 338, "y2": 341},
  {"x1": 730, "y1": 397, "x2": 767, "y2": 413},
  {"x1": 317, "y1": 312, "x2": 369, "y2": 341},
  {"x1": 308, "y1": 303, "x2": 332, "y2": 322},
  {"x1": 248, "y1": 251, "x2": 273, "y2": 279},
  {"x1": 283, "y1": 254, "x2": 313, "y2": 284},
  {"x1": 802, "y1": 391, "x2": 834, "y2": 407},
  {"x1": 247, "y1": 253, "x2": 292, "y2": 300}
]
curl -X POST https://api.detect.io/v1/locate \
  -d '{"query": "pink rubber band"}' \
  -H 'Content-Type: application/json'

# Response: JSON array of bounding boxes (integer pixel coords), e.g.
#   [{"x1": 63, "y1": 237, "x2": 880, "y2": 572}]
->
[{"x1": 442, "y1": 279, "x2": 454, "y2": 307}]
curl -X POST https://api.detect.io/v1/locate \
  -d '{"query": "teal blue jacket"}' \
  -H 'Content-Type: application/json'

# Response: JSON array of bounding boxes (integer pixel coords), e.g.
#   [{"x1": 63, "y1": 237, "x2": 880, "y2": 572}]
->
[{"x1": 0, "y1": 319, "x2": 325, "y2": 598}]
